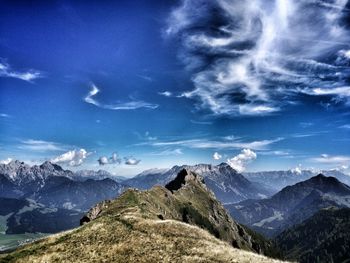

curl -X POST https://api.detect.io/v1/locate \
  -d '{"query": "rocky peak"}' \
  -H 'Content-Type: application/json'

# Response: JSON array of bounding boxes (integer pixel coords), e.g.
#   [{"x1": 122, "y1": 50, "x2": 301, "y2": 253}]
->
[{"x1": 165, "y1": 169, "x2": 204, "y2": 192}]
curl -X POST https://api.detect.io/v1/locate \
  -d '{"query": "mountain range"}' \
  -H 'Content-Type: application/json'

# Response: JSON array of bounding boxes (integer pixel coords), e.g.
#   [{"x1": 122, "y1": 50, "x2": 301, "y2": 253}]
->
[
  {"x1": 124, "y1": 163, "x2": 273, "y2": 204},
  {"x1": 244, "y1": 169, "x2": 350, "y2": 193},
  {"x1": 226, "y1": 174, "x2": 350, "y2": 237},
  {"x1": 0, "y1": 169, "x2": 283, "y2": 262}
]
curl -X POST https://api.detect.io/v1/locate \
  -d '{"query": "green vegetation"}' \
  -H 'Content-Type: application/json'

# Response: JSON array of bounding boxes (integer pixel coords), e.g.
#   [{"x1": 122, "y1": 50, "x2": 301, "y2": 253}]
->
[{"x1": 275, "y1": 207, "x2": 350, "y2": 263}]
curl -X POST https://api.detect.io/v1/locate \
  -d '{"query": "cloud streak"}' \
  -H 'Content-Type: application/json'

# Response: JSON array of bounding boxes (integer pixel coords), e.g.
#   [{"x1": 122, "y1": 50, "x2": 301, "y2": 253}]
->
[
  {"x1": 166, "y1": 0, "x2": 350, "y2": 116},
  {"x1": 84, "y1": 84, "x2": 159, "y2": 110},
  {"x1": 0, "y1": 61, "x2": 43, "y2": 82},
  {"x1": 140, "y1": 136, "x2": 282, "y2": 151}
]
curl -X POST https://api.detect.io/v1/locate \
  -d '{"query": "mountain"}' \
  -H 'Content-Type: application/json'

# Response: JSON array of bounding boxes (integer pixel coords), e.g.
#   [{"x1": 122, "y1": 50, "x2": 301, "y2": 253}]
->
[
  {"x1": 125, "y1": 163, "x2": 272, "y2": 204},
  {"x1": 0, "y1": 160, "x2": 75, "y2": 195},
  {"x1": 275, "y1": 207, "x2": 350, "y2": 263},
  {"x1": 0, "y1": 197, "x2": 83, "y2": 234},
  {"x1": 0, "y1": 161, "x2": 126, "y2": 211},
  {"x1": 73, "y1": 169, "x2": 127, "y2": 182},
  {"x1": 0, "y1": 169, "x2": 283, "y2": 262},
  {"x1": 226, "y1": 174, "x2": 350, "y2": 237},
  {"x1": 31, "y1": 177, "x2": 125, "y2": 211},
  {"x1": 244, "y1": 169, "x2": 350, "y2": 193}
]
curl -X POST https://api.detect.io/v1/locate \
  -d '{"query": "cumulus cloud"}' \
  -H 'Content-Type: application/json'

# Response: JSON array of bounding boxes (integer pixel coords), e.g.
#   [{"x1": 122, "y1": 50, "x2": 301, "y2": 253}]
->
[
  {"x1": 0, "y1": 61, "x2": 43, "y2": 82},
  {"x1": 51, "y1": 149, "x2": 89, "y2": 167},
  {"x1": 84, "y1": 84, "x2": 159, "y2": 110},
  {"x1": 213, "y1": 152, "x2": 222, "y2": 160},
  {"x1": 98, "y1": 152, "x2": 122, "y2": 165},
  {"x1": 166, "y1": 0, "x2": 350, "y2": 116},
  {"x1": 291, "y1": 164, "x2": 302, "y2": 175},
  {"x1": 0, "y1": 158, "x2": 13, "y2": 165},
  {"x1": 226, "y1": 149, "x2": 257, "y2": 173},
  {"x1": 124, "y1": 157, "x2": 141, "y2": 165}
]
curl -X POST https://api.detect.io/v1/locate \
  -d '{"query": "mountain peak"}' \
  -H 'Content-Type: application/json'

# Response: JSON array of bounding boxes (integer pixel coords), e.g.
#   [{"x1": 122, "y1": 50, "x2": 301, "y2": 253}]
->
[
  {"x1": 165, "y1": 169, "x2": 203, "y2": 192},
  {"x1": 39, "y1": 161, "x2": 63, "y2": 171}
]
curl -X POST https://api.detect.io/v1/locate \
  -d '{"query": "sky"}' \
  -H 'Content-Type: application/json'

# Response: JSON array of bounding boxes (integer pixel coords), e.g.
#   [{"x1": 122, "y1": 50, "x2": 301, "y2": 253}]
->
[{"x1": 0, "y1": 0, "x2": 350, "y2": 176}]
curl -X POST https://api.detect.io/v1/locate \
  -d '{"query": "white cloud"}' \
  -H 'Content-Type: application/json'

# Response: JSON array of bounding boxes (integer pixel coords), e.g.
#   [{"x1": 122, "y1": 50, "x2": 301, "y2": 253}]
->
[
  {"x1": 158, "y1": 91, "x2": 172, "y2": 97},
  {"x1": 0, "y1": 158, "x2": 13, "y2": 165},
  {"x1": 98, "y1": 152, "x2": 122, "y2": 165},
  {"x1": 166, "y1": 0, "x2": 350, "y2": 116},
  {"x1": 302, "y1": 86, "x2": 350, "y2": 105},
  {"x1": 213, "y1": 152, "x2": 222, "y2": 160},
  {"x1": 19, "y1": 139, "x2": 65, "y2": 152},
  {"x1": 51, "y1": 149, "x2": 89, "y2": 167},
  {"x1": 0, "y1": 62, "x2": 43, "y2": 82},
  {"x1": 149, "y1": 148, "x2": 183, "y2": 156},
  {"x1": 339, "y1": 124, "x2": 350, "y2": 129},
  {"x1": 145, "y1": 137, "x2": 282, "y2": 151},
  {"x1": 84, "y1": 84, "x2": 159, "y2": 110},
  {"x1": 124, "y1": 157, "x2": 141, "y2": 165},
  {"x1": 311, "y1": 154, "x2": 350, "y2": 166},
  {"x1": 0, "y1": 113, "x2": 11, "y2": 118},
  {"x1": 226, "y1": 149, "x2": 257, "y2": 173},
  {"x1": 291, "y1": 164, "x2": 302, "y2": 175}
]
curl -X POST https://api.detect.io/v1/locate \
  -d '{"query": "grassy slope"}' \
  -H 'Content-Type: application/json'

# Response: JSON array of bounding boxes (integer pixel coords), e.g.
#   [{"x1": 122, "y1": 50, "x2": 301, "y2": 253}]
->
[{"x1": 0, "y1": 190, "x2": 286, "y2": 263}]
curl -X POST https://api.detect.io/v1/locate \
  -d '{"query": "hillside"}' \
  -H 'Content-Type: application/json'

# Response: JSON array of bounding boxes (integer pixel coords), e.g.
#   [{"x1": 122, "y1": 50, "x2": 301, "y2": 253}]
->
[
  {"x1": 0, "y1": 169, "x2": 283, "y2": 263},
  {"x1": 226, "y1": 174, "x2": 350, "y2": 237},
  {"x1": 275, "y1": 207, "x2": 350, "y2": 263}
]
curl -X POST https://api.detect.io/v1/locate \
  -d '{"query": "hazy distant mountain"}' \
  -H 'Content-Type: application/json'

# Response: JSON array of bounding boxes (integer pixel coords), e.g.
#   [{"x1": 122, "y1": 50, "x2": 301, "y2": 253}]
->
[
  {"x1": 226, "y1": 174, "x2": 350, "y2": 237},
  {"x1": 244, "y1": 169, "x2": 350, "y2": 193},
  {"x1": 275, "y1": 207, "x2": 350, "y2": 263},
  {"x1": 74, "y1": 169, "x2": 127, "y2": 182},
  {"x1": 0, "y1": 197, "x2": 83, "y2": 234},
  {"x1": 32, "y1": 177, "x2": 125, "y2": 211},
  {"x1": 1, "y1": 169, "x2": 281, "y2": 262},
  {"x1": 124, "y1": 163, "x2": 273, "y2": 204}
]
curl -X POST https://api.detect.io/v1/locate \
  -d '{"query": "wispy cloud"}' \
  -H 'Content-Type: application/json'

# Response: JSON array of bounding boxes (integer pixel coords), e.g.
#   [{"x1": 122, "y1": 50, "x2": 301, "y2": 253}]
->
[
  {"x1": 190, "y1": 119, "x2": 212, "y2": 125},
  {"x1": 166, "y1": 0, "x2": 350, "y2": 116},
  {"x1": 158, "y1": 91, "x2": 173, "y2": 97},
  {"x1": 149, "y1": 148, "x2": 183, "y2": 156},
  {"x1": 84, "y1": 84, "x2": 159, "y2": 110},
  {"x1": 311, "y1": 154, "x2": 350, "y2": 166},
  {"x1": 0, "y1": 113, "x2": 11, "y2": 118},
  {"x1": 0, "y1": 61, "x2": 43, "y2": 82},
  {"x1": 18, "y1": 139, "x2": 66, "y2": 152},
  {"x1": 51, "y1": 149, "x2": 90, "y2": 167},
  {"x1": 339, "y1": 124, "x2": 350, "y2": 129},
  {"x1": 140, "y1": 137, "x2": 282, "y2": 151}
]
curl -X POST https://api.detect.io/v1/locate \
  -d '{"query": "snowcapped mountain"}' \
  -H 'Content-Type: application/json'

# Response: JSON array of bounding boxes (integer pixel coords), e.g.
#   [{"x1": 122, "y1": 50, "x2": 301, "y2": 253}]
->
[
  {"x1": 124, "y1": 163, "x2": 273, "y2": 204},
  {"x1": 73, "y1": 169, "x2": 127, "y2": 182}
]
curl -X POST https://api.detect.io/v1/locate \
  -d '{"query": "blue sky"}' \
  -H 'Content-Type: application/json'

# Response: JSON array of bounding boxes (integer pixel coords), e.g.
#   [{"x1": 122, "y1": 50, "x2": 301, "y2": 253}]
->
[{"x1": 0, "y1": 0, "x2": 350, "y2": 176}]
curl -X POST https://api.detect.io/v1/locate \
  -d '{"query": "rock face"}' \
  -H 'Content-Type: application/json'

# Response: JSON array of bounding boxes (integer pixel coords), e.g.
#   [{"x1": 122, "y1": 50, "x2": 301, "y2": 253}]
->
[
  {"x1": 275, "y1": 207, "x2": 350, "y2": 263},
  {"x1": 125, "y1": 163, "x2": 272, "y2": 204},
  {"x1": 226, "y1": 174, "x2": 350, "y2": 237},
  {"x1": 1, "y1": 169, "x2": 284, "y2": 263}
]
